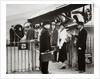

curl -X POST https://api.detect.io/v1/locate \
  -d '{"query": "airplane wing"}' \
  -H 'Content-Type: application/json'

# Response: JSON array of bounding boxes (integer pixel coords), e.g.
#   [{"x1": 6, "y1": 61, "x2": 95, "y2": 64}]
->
[{"x1": 27, "y1": 4, "x2": 88, "y2": 24}]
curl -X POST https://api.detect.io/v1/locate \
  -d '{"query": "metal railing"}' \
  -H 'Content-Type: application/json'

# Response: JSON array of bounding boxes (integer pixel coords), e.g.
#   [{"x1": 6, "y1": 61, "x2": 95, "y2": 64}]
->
[
  {"x1": 86, "y1": 37, "x2": 94, "y2": 64},
  {"x1": 6, "y1": 40, "x2": 40, "y2": 74},
  {"x1": 6, "y1": 37, "x2": 94, "y2": 73},
  {"x1": 68, "y1": 37, "x2": 94, "y2": 68}
]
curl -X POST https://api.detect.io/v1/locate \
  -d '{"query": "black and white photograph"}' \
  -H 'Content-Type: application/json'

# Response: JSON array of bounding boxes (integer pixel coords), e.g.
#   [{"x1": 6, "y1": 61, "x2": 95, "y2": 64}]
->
[
  {"x1": 0, "y1": 0, "x2": 100, "y2": 79},
  {"x1": 6, "y1": 4, "x2": 94, "y2": 74}
]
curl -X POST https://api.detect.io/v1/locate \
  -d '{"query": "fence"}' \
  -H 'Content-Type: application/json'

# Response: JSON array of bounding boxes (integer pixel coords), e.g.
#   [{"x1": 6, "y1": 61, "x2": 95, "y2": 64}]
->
[
  {"x1": 6, "y1": 37, "x2": 94, "y2": 74},
  {"x1": 6, "y1": 40, "x2": 40, "y2": 74},
  {"x1": 66, "y1": 37, "x2": 94, "y2": 68},
  {"x1": 86, "y1": 37, "x2": 94, "y2": 64}
]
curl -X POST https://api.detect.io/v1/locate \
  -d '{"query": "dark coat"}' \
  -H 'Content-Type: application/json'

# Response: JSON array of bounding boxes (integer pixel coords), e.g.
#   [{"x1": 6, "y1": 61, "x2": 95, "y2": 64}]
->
[
  {"x1": 26, "y1": 28, "x2": 35, "y2": 40},
  {"x1": 51, "y1": 28, "x2": 58, "y2": 46},
  {"x1": 10, "y1": 28, "x2": 14, "y2": 41},
  {"x1": 77, "y1": 28, "x2": 87, "y2": 50},
  {"x1": 40, "y1": 28, "x2": 51, "y2": 74},
  {"x1": 40, "y1": 28, "x2": 51, "y2": 53},
  {"x1": 14, "y1": 25, "x2": 24, "y2": 39},
  {"x1": 77, "y1": 28, "x2": 87, "y2": 71}
]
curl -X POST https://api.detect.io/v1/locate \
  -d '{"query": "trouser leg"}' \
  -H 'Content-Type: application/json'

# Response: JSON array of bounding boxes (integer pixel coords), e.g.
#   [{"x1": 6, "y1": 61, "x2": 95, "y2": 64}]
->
[
  {"x1": 40, "y1": 61, "x2": 49, "y2": 74},
  {"x1": 78, "y1": 50, "x2": 85, "y2": 71},
  {"x1": 54, "y1": 51, "x2": 57, "y2": 61}
]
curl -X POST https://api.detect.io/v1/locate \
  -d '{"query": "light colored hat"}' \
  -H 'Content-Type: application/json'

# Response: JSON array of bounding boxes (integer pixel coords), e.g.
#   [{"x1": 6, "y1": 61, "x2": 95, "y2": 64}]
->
[
  {"x1": 24, "y1": 22, "x2": 31, "y2": 27},
  {"x1": 52, "y1": 22, "x2": 55, "y2": 25},
  {"x1": 76, "y1": 14, "x2": 84, "y2": 23}
]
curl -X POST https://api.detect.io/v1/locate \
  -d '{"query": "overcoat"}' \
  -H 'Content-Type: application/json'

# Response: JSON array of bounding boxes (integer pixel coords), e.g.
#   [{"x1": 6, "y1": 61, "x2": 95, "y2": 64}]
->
[
  {"x1": 51, "y1": 28, "x2": 58, "y2": 46},
  {"x1": 10, "y1": 28, "x2": 14, "y2": 42},
  {"x1": 40, "y1": 28, "x2": 51, "y2": 53},
  {"x1": 77, "y1": 28, "x2": 87, "y2": 71},
  {"x1": 40, "y1": 28, "x2": 51, "y2": 74},
  {"x1": 26, "y1": 28, "x2": 35, "y2": 40}
]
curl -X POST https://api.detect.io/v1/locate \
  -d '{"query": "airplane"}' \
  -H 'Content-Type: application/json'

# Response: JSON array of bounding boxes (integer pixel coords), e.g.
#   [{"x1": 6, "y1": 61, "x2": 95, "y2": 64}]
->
[{"x1": 27, "y1": 4, "x2": 92, "y2": 27}]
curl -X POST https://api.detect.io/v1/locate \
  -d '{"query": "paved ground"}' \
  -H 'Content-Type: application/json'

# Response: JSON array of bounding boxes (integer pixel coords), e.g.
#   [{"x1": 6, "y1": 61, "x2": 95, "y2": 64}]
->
[{"x1": 11, "y1": 61, "x2": 94, "y2": 74}]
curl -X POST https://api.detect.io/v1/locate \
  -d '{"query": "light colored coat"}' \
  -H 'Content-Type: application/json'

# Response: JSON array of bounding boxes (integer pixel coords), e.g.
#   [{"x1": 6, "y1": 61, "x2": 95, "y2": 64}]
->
[{"x1": 58, "y1": 28, "x2": 71, "y2": 49}]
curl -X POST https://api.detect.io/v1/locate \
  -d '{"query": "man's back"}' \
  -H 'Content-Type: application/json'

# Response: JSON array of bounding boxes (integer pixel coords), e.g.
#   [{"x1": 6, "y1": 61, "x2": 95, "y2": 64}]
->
[{"x1": 26, "y1": 28, "x2": 35, "y2": 40}]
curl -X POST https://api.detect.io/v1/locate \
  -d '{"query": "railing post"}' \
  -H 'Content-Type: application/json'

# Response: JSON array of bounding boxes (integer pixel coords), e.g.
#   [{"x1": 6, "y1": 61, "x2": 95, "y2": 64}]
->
[
  {"x1": 10, "y1": 42, "x2": 12, "y2": 73},
  {"x1": 21, "y1": 46, "x2": 23, "y2": 72},
  {"x1": 35, "y1": 40, "x2": 36, "y2": 70},
  {"x1": 29, "y1": 41, "x2": 31, "y2": 70},
  {"x1": 18, "y1": 41, "x2": 19, "y2": 72},
  {"x1": 14, "y1": 41, "x2": 16, "y2": 72},
  {"x1": 22, "y1": 50, "x2": 24, "y2": 72},
  {"x1": 93, "y1": 37, "x2": 94, "y2": 64},
  {"x1": 25, "y1": 47, "x2": 26, "y2": 71},
  {"x1": 90, "y1": 37, "x2": 91, "y2": 53},
  {"x1": 6, "y1": 39, "x2": 8, "y2": 74},
  {"x1": 28, "y1": 40, "x2": 30, "y2": 71},
  {"x1": 31, "y1": 42, "x2": 34, "y2": 71}
]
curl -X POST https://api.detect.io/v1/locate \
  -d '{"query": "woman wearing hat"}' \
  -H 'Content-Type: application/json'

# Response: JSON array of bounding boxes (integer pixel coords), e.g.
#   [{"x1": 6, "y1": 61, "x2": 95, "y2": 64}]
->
[{"x1": 58, "y1": 23, "x2": 71, "y2": 69}]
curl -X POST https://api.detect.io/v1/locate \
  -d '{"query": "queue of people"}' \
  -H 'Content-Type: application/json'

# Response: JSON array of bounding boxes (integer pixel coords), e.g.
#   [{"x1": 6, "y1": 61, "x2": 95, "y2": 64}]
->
[
  {"x1": 38, "y1": 19, "x2": 87, "y2": 73},
  {"x1": 9, "y1": 14, "x2": 87, "y2": 74}
]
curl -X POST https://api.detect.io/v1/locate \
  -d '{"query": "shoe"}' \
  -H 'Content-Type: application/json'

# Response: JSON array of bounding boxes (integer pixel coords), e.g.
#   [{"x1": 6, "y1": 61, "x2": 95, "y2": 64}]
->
[
  {"x1": 79, "y1": 71, "x2": 85, "y2": 73},
  {"x1": 60, "y1": 66, "x2": 66, "y2": 69},
  {"x1": 42, "y1": 72, "x2": 51, "y2": 74}
]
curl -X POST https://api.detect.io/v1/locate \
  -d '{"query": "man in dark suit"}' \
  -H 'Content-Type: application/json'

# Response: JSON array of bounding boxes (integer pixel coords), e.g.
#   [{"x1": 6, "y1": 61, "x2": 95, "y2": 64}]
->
[
  {"x1": 26, "y1": 23, "x2": 35, "y2": 40},
  {"x1": 76, "y1": 22, "x2": 87, "y2": 73},
  {"x1": 40, "y1": 21, "x2": 51, "y2": 74},
  {"x1": 10, "y1": 25, "x2": 15, "y2": 46}
]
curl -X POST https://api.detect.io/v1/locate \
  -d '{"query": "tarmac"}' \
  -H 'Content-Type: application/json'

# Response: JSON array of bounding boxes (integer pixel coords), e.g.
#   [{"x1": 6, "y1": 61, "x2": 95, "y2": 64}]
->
[{"x1": 11, "y1": 61, "x2": 94, "y2": 74}]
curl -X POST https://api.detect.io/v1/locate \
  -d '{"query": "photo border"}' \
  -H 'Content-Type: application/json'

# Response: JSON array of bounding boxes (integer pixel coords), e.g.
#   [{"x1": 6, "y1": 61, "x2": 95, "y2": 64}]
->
[{"x1": 0, "y1": 0, "x2": 100, "y2": 79}]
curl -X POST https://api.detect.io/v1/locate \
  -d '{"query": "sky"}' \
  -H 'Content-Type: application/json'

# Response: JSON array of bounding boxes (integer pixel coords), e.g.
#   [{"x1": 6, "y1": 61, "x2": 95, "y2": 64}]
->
[{"x1": 6, "y1": 4, "x2": 61, "y2": 17}]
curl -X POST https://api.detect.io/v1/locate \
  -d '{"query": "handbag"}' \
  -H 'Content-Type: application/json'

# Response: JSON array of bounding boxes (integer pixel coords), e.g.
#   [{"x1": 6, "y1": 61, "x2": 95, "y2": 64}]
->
[{"x1": 41, "y1": 51, "x2": 54, "y2": 62}]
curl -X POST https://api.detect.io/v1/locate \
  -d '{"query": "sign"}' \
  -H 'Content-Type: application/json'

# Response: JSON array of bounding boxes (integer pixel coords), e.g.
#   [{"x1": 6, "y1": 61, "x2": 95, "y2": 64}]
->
[
  {"x1": 18, "y1": 42, "x2": 29, "y2": 50},
  {"x1": 85, "y1": 53, "x2": 92, "y2": 64}
]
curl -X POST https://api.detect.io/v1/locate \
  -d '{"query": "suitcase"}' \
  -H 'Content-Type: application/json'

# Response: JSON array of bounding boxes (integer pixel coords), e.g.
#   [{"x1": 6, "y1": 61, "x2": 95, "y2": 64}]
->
[{"x1": 41, "y1": 51, "x2": 54, "y2": 62}]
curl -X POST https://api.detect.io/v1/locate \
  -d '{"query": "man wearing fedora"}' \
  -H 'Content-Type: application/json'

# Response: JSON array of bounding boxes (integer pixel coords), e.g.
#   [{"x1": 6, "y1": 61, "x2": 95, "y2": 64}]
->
[
  {"x1": 74, "y1": 14, "x2": 87, "y2": 73},
  {"x1": 40, "y1": 21, "x2": 51, "y2": 74},
  {"x1": 76, "y1": 21, "x2": 87, "y2": 73}
]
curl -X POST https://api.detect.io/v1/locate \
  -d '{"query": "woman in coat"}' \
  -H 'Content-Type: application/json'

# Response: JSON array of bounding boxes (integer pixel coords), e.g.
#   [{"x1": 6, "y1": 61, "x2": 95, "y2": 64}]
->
[{"x1": 58, "y1": 23, "x2": 70, "y2": 69}]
